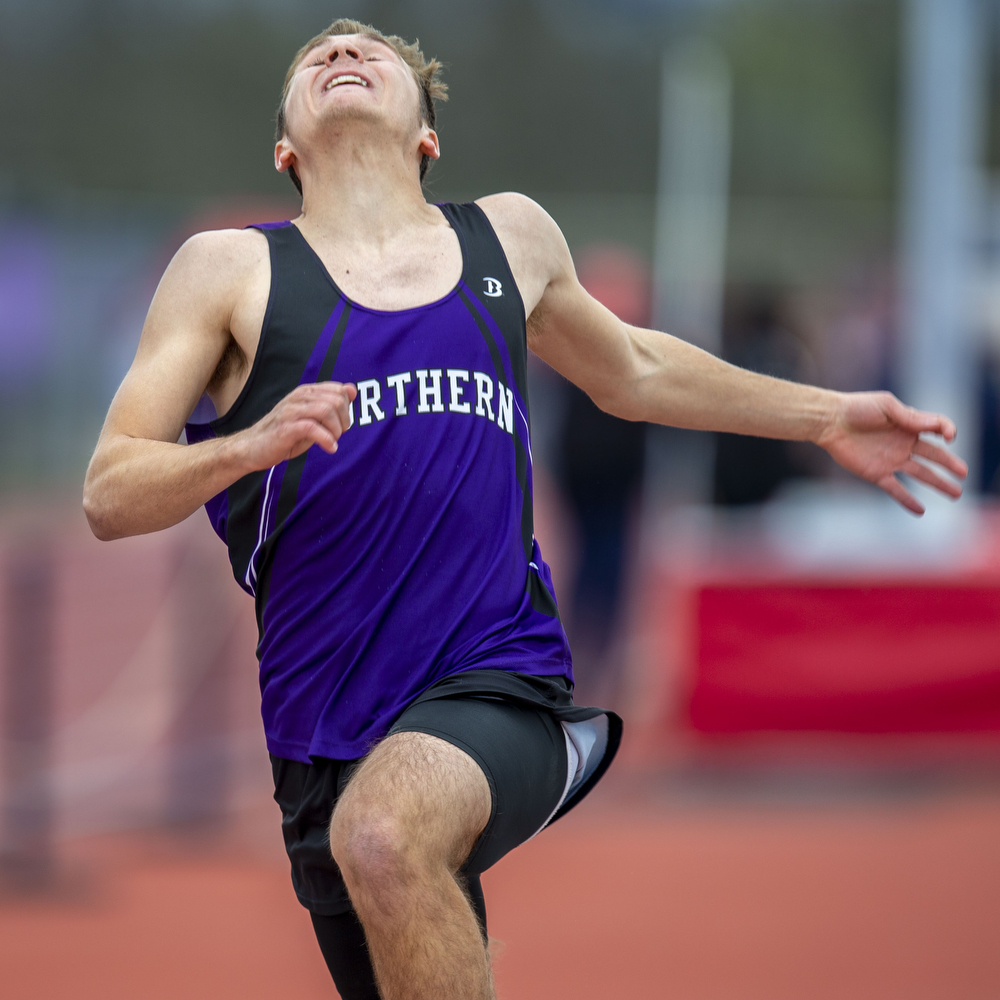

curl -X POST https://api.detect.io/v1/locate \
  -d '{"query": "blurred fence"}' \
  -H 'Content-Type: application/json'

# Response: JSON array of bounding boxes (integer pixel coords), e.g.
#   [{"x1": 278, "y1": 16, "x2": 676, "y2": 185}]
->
[{"x1": 0, "y1": 507, "x2": 266, "y2": 885}]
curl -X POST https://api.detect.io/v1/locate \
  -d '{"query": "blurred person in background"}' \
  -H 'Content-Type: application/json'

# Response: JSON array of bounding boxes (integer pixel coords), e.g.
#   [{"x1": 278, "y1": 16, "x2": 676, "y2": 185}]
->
[
  {"x1": 557, "y1": 247, "x2": 648, "y2": 704},
  {"x1": 81, "y1": 17, "x2": 968, "y2": 1000},
  {"x1": 982, "y1": 350, "x2": 1000, "y2": 493},
  {"x1": 817, "y1": 267, "x2": 896, "y2": 398},
  {"x1": 975, "y1": 285, "x2": 1000, "y2": 494},
  {"x1": 713, "y1": 289, "x2": 816, "y2": 505}
]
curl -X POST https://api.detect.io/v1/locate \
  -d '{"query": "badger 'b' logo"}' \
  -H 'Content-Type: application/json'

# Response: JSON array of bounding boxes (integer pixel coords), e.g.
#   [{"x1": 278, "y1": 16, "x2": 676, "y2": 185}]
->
[{"x1": 483, "y1": 277, "x2": 503, "y2": 297}]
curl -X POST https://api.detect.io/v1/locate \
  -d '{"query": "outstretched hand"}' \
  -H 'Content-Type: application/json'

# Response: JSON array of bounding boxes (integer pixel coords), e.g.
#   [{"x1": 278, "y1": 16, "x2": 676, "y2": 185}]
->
[{"x1": 815, "y1": 391, "x2": 968, "y2": 515}]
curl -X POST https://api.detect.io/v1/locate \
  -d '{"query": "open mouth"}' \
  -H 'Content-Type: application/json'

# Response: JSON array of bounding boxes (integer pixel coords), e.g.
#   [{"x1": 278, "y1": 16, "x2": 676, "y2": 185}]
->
[{"x1": 324, "y1": 74, "x2": 369, "y2": 91}]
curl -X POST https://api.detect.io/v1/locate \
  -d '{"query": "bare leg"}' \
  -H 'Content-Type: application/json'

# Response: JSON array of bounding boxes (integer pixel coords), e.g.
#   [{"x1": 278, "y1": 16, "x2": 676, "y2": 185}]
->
[{"x1": 329, "y1": 732, "x2": 494, "y2": 1000}]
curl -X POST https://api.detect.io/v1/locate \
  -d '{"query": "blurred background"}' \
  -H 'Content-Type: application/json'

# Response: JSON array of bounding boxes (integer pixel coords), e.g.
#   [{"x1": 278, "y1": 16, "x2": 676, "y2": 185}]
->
[{"x1": 1, "y1": 0, "x2": 999, "y2": 997}]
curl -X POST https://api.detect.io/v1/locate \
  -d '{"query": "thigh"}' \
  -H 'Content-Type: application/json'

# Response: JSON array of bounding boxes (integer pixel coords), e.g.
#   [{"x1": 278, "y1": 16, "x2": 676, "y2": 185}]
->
[
  {"x1": 332, "y1": 729, "x2": 493, "y2": 872},
  {"x1": 388, "y1": 695, "x2": 569, "y2": 874}
]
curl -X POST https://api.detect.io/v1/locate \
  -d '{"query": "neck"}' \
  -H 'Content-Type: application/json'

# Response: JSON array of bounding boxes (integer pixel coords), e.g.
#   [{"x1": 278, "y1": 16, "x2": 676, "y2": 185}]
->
[{"x1": 293, "y1": 126, "x2": 434, "y2": 241}]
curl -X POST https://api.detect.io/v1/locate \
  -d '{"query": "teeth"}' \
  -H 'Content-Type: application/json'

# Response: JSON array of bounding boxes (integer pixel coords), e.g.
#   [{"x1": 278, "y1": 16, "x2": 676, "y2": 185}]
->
[{"x1": 325, "y1": 75, "x2": 368, "y2": 90}]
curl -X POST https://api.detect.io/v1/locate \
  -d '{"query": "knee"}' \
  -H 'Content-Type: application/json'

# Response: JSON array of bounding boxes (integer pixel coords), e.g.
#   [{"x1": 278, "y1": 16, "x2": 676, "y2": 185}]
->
[{"x1": 329, "y1": 804, "x2": 423, "y2": 905}]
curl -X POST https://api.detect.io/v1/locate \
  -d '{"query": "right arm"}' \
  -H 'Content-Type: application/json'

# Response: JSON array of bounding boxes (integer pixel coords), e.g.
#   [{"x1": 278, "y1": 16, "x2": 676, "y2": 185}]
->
[{"x1": 83, "y1": 229, "x2": 356, "y2": 541}]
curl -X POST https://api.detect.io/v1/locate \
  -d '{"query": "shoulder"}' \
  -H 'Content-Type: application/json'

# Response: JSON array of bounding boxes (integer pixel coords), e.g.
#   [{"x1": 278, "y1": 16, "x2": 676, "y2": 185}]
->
[
  {"x1": 475, "y1": 193, "x2": 565, "y2": 252},
  {"x1": 474, "y1": 194, "x2": 573, "y2": 315},
  {"x1": 151, "y1": 227, "x2": 270, "y2": 323},
  {"x1": 167, "y1": 227, "x2": 269, "y2": 286}
]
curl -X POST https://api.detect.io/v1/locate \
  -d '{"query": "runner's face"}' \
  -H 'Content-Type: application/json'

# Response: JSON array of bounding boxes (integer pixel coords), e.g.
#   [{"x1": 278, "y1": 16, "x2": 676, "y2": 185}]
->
[{"x1": 282, "y1": 34, "x2": 423, "y2": 146}]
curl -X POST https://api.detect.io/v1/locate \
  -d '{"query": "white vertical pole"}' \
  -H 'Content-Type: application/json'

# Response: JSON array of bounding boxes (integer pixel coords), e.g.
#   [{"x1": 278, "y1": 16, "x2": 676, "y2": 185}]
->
[
  {"x1": 653, "y1": 40, "x2": 732, "y2": 352},
  {"x1": 900, "y1": 0, "x2": 985, "y2": 489},
  {"x1": 647, "y1": 40, "x2": 732, "y2": 505}
]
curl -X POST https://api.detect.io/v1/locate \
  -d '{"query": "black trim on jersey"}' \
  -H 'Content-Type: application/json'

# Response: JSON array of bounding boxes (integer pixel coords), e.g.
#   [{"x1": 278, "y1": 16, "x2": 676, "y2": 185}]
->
[
  {"x1": 252, "y1": 459, "x2": 307, "y2": 643},
  {"x1": 316, "y1": 303, "x2": 353, "y2": 382},
  {"x1": 222, "y1": 469, "x2": 266, "y2": 591},
  {"x1": 526, "y1": 571, "x2": 560, "y2": 618},
  {"x1": 213, "y1": 226, "x2": 342, "y2": 432},
  {"x1": 439, "y1": 202, "x2": 530, "y2": 411},
  {"x1": 457, "y1": 286, "x2": 506, "y2": 390},
  {"x1": 457, "y1": 286, "x2": 533, "y2": 562},
  {"x1": 214, "y1": 223, "x2": 343, "y2": 595},
  {"x1": 451, "y1": 215, "x2": 559, "y2": 622},
  {"x1": 253, "y1": 302, "x2": 354, "y2": 639}
]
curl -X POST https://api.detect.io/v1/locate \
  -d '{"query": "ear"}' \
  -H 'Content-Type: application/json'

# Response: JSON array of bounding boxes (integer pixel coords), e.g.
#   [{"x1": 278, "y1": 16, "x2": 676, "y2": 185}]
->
[
  {"x1": 418, "y1": 128, "x2": 440, "y2": 162},
  {"x1": 274, "y1": 138, "x2": 297, "y2": 175}
]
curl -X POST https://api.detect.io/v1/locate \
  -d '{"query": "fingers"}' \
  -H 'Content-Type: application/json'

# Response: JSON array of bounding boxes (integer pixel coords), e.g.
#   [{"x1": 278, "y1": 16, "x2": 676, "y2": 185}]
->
[
  {"x1": 295, "y1": 420, "x2": 339, "y2": 454},
  {"x1": 885, "y1": 396, "x2": 957, "y2": 442},
  {"x1": 270, "y1": 421, "x2": 337, "y2": 461},
  {"x1": 912, "y1": 413, "x2": 957, "y2": 442},
  {"x1": 900, "y1": 459, "x2": 963, "y2": 499},
  {"x1": 878, "y1": 451, "x2": 963, "y2": 515},
  {"x1": 244, "y1": 382, "x2": 356, "y2": 468},
  {"x1": 292, "y1": 381, "x2": 356, "y2": 410},
  {"x1": 279, "y1": 410, "x2": 343, "y2": 452},
  {"x1": 876, "y1": 473, "x2": 925, "y2": 516},
  {"x1": 912, "y1": 437, "x2": 968, "y2": 479},
  {"x1": 285, "y1": 383, "x2": 355, "y2": 448}
]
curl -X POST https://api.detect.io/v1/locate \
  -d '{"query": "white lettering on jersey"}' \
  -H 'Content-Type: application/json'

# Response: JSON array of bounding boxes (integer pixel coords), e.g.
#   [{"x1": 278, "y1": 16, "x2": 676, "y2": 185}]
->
[
  {"x1": 342, "y1": 369, "x2": 515, "y2": 439},
  {"x1": 473, "y1": 372, "x2": 495, "y2": 421},
  {"x1": 385, "y1": 371, "x2": 412, "y2": 415},
  {"x1": 415, "y1": 369, "x2": 445, "y2": 413},
  {"x1": 447, "y1": 369, "x2": 471, "y2": 413},
  {"x1": 356, "y1": 379, "x2": 386, "y2": 425},
  {"x1": 496, "y1": 382, "x2": 514, "y2": 435},
  {"x1": 483, "y1": 277, "x2": 503, "y2": 297}
]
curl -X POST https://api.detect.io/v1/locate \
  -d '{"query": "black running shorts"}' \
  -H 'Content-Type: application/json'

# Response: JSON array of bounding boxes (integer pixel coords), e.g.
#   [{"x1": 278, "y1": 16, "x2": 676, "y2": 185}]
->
[{"x1": 271, "y1": 670, "x2": 622, "y2": 917}]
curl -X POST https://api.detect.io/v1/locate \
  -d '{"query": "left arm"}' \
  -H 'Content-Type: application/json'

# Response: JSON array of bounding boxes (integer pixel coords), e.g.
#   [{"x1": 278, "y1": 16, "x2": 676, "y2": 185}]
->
[{"x1": 479, "y1": 192, "x2": 967, "y2": 515}]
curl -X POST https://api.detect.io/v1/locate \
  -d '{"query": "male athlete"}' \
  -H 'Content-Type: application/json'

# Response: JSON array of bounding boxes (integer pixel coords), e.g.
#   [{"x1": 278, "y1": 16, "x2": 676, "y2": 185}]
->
[{"x1": 83, "y1": 18, "x2": 967, "y2": 1000}]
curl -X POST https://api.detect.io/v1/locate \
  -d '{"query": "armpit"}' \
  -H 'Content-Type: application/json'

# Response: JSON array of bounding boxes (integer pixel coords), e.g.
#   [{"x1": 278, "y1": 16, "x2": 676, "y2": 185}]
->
[
  {"x1": 526, "y1": 297, "x2": 550, "y2": 352},
  {"x1": 207, "y1": 337, "x2": 248, "y2": 392}
]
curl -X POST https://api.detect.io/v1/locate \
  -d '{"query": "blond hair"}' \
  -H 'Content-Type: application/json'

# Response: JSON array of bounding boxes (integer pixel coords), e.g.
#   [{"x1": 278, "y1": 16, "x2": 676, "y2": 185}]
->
[{"x1": 275, "y1": 18, "x2": 448, "y2": 192}]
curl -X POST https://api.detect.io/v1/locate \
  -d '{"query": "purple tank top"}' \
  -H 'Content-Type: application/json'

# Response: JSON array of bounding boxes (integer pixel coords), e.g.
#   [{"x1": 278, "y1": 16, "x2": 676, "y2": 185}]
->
[{"x1": 186, "y1": 203, "x2": 572, "y2": 761}]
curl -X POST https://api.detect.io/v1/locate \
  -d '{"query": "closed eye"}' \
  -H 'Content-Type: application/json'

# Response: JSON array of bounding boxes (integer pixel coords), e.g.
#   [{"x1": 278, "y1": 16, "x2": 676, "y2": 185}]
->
[{"x1": 309, "y1": 55, "x2": 376, "y2": 68}]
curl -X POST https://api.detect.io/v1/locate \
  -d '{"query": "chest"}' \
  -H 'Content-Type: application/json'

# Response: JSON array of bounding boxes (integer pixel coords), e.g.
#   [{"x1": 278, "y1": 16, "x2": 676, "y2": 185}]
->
[
  {"x1": 217, "y1": 208, "x2": 529, "y2": 429},
  {"x1": 302, "y1": 224, "x2": 463, "y2": 312}
]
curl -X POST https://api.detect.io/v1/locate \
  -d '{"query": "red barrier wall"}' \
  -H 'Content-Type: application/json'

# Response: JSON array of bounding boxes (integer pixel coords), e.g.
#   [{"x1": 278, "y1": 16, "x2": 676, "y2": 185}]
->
[{"x1": 688, "y1": 578, "x2": 1000, "y2": 733}]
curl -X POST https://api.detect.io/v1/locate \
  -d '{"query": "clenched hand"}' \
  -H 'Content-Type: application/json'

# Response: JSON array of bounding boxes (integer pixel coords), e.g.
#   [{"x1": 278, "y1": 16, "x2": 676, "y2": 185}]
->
[{"x1": 236, "y1": 382, "x2": 358, "y2": 470}]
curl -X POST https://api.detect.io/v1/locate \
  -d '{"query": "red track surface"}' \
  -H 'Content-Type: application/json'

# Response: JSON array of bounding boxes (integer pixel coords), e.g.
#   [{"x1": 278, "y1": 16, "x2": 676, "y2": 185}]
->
[{"x1": 2, "y1": 784, "x2": 998, "y2": 1000}]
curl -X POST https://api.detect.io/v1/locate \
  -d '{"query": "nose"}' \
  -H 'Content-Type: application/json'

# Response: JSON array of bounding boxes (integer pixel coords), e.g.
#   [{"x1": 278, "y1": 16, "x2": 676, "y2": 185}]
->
[{"x1": 325, "y1": 44, "x2": 363, "y2": 65}]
